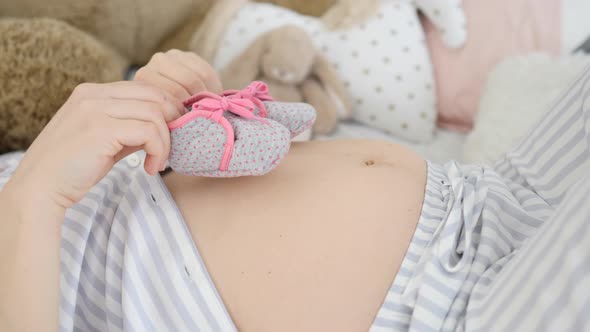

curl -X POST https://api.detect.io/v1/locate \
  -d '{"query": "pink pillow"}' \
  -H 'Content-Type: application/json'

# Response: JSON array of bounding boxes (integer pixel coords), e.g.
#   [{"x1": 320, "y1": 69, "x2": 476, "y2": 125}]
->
[{"x1": 423, "y1": 0, "x2": 561, "y2": 132}]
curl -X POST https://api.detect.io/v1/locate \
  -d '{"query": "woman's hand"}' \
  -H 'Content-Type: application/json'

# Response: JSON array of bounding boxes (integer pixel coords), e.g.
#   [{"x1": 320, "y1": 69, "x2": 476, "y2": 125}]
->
[
  {"x1": 0, "y1": 81, "x2": 183, "y2": 332},
  {"x1": 134, "y1": 49, "x2": 223, "y2": 101},
  {"x1": 0, "y1": 51, "x2": 221, "y2": 332},
  {"x1": 5, "y1": 81, "x2": 183, "y2": 211},
  {"x1": 7, "y1": 50, "x2": 221, "y2": 211}
]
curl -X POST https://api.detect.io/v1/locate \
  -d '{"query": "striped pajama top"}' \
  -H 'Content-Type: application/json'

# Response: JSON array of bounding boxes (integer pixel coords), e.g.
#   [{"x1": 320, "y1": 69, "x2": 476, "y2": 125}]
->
[{"x1": 2, "y1": 65, "x2": 590, "y2": 331}]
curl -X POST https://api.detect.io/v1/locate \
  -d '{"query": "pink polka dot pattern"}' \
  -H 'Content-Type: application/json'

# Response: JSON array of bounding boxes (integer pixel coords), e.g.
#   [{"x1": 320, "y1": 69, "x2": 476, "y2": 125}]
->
[
  {"x1": 223, "y1": 114, "x2": 291, "y2": 177},
  {"x1": 261, "y1": 102, "x2": 317, "y2": 138},
  {"x1": 168, "y1": 114, "x2": 291, "y2": 178},
  {"x1": 169, "y1": 118, "x2": 225, "y2": 175}
]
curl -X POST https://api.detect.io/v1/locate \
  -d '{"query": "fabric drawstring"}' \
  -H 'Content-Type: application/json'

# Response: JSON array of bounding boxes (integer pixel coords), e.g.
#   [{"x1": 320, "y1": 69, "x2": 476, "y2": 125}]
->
[
  {"x1": 223, "y1": 81, "x2": 275, "y2": 118},
  {"x1": 190, "y1": 92, "x2": 265, "y2": 123},
  {"x1": 402, "y1": 161, "x2": 488, "y2": 305},
  {"x1": 434, "y1": 162, "x2": 488, "y2": 272}
]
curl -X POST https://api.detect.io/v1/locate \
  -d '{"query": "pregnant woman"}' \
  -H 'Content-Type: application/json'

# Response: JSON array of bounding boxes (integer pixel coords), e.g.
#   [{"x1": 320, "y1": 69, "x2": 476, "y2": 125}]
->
[{"x1": 1, "y1": 50, "x2": 589, "y2": 332}]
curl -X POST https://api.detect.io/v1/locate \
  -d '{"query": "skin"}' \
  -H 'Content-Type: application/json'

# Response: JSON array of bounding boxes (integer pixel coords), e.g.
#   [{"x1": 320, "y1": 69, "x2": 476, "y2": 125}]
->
[
  {"x1": 165, "y1": 140, "x2": 426, "y2": 332},
  {"x1": 0, "y1": 50, "x2": 427, "y2": 331}
]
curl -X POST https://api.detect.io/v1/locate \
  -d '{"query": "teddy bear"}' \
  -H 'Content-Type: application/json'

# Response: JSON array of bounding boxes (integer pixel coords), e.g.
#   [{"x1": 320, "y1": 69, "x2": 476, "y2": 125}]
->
[
  {"x1": 0, "y1": 0, "x2": 339, "y2": 154},
  {"x1": 0, "y1": 0, "x2": 217, "y2": 153},
  {"x1": 0, "y1": 17, "x2": 126, "y2": 154},
  {"x1": 220, "y1": 25, "x2": 353, "y2": 135}
]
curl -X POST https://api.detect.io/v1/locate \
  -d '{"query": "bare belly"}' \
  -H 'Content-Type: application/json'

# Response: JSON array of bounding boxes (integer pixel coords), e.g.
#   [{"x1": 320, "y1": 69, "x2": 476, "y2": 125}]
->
[{"x1": 164, "y1": 140, "x2": 427, "y2": 332}]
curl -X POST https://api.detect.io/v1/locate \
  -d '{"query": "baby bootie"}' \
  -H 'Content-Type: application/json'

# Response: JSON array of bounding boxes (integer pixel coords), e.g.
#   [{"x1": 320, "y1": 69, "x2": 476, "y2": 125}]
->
[
  {"x1": 167, "y1": 82, "x2": 316, "y2": 177},
  {"x1": 223, "y1": 81, "x2": 316, "y2": 138}
]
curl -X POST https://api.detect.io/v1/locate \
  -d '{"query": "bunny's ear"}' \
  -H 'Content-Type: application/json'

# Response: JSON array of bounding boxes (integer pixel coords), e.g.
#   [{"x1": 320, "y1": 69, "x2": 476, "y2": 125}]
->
[
  {"x1": 220, "y1": 33, "x2": 268, "y2": 90},
  {"x1": 310, "y1": 54, "x2": 353, "y2": 119},
  {"x1": 415, "y1": 0, "x2": 467, "y2": 49}
]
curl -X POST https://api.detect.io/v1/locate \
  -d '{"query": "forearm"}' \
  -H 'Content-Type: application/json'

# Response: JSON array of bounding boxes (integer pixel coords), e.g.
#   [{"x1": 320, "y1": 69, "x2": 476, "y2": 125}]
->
[{"x1": 0, "y1": 180, "x2": 65, "y2": 332}]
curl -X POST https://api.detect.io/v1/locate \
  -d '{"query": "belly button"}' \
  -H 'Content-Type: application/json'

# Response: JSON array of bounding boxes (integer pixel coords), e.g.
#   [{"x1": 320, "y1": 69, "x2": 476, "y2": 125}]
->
[{"x1": 364, "y1": 160, "x2": 376, "y2": 166}]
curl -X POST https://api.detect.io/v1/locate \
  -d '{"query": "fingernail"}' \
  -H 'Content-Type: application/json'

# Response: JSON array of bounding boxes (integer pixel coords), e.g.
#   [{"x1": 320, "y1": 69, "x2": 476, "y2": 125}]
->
[{"x1": 160, "y1": 160, "x2": 168, "y2": 171}]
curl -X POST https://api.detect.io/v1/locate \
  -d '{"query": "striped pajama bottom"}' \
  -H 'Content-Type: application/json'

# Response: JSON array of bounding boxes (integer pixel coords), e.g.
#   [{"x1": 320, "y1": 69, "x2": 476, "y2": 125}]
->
[{"x1": 371, "y1": 66, "x2": 590, "y2": 331}]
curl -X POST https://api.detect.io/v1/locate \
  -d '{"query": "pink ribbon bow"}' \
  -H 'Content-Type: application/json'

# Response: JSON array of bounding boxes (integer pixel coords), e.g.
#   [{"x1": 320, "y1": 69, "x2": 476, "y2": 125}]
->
[
  {"x1": 172, "y1": 91, "x2": 268, "y2": 171},
  {"x1": 224, "y1": 81, "x2": 275, "y2": 117},
  {"x1": 191, "y1": 92, "x2": 260, "y2": 122},
  {"x1": 168, "y1": 83, "x2": 275, "y2": 172}
]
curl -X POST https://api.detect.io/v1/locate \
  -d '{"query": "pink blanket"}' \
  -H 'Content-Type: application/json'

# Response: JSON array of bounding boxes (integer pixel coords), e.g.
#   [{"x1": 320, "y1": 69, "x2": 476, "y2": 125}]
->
[{"x1": 423, "y1": 0, "x2": 561, "y2": 132}]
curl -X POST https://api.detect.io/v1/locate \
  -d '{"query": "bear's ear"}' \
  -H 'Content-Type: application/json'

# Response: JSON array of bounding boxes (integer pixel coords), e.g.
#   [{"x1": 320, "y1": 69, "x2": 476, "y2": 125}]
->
[
  {"x1": 321, "y1": 0, "x2": 380, "y2": 30},
  {"x1": 415, "y1": 0, "x2": 467, "y2": 49},
  {"x1": 220, "y1": 32, "x2": 269, "y2": 90}
]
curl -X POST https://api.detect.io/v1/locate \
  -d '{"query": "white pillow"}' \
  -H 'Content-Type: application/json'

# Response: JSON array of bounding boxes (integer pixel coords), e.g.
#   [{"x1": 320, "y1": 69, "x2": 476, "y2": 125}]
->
[
  {"x1": 463, "y1": 53, "x2": 590, "y2": 164},
  {"x1": 214, "y1": 1, "x2": 463, "y2": 142}
]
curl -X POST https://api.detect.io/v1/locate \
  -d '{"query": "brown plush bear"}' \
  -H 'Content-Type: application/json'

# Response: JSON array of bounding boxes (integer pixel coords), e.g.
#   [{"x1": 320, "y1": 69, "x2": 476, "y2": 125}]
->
[
  {"x1": 0, "y1": 18, "x2": 126, "y2": 153},
  {"x1": 0, "y1": 0, "x2": 337, "y2": 153}
]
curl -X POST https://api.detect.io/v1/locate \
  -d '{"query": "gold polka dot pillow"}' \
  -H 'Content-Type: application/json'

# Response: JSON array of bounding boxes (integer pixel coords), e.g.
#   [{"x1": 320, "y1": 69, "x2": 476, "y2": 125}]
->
[{"x1": 213, "y1": 0, "x2": 466, "y2": 142}]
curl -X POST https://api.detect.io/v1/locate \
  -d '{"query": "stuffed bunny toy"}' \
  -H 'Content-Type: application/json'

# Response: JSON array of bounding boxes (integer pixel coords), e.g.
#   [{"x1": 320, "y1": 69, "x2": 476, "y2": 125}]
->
[
  {"x1": 193, "y1": 0, "x2": 467, "y2": 143},
  {"x1": 220, "y1": 25, "x2": 352, "y2": 135}
]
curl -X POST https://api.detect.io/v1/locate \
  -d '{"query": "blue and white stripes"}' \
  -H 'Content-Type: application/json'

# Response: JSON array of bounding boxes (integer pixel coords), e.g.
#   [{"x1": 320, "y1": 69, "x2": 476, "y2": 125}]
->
[
  {"x1": 54, "y1": 155, "x2": 235, "y2": 331},
  {"x1": 371, "y1": 65, "x2": 590, "y2": 331},
  {"x1": 1, "y1": 65, "x2": 590, "y2": 331}
]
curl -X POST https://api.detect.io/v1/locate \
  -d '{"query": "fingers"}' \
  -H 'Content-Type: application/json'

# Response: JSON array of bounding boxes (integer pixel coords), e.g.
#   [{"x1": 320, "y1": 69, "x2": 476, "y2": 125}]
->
[
  {"x1": 71, "y1": 81, "x2": 183, "y2": 122},
  {"x1": 103, "y1": 81, "x2": 184, "y2": 121},
  {"x1": 167, "y1": 49, "x2": 224, "y2": 94},
  {"x1": 136, "y1": 50, "x2": 223, "y2": 99},
  {"x1": 109, "y1": 118, "x2": 166, "y2": 175},
  {"x1": 111, "y1": 81, "x2": 185, "y2": 119},
  {"x1": 149, "y1": 51, "x2": 208, "y2": 96},
  {"x1": 135, "y1": 68, "x2": 192, "y2": 104},
  {"x1": 101, "y1": 99, "x2": 171, "y2": 169},
  {"x1": 74, "y1": 95, "x2": 171, "y2": 174}
]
